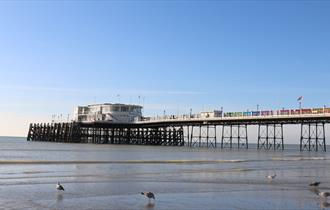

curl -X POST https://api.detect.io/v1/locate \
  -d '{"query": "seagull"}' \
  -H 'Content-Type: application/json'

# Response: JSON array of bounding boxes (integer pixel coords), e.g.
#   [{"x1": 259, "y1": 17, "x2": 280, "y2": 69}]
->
[
  {"x1": 319, "y1": 192, "x2": 330, "y2": 199},
  {"x1": 141, "y1": 192, "x2": 155, "y2": 202},
  {"x1": 321, "y1": 201, "x2": 330, "y2": 208},
  {"x1": 309, "y1": 181, "x2": 321, "y2": 187},
  {"x1": 56, "y1": 182, "x2": 65, "y2": 191},
  {"x1": 266, "y1": 174, "x2": 276, "y2": 180}
]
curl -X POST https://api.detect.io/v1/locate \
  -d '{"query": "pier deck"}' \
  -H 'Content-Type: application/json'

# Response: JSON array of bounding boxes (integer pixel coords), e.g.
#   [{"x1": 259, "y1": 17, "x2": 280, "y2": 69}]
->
[{"x1": 27, "y1": 114, "x2": 330, "y2": 151}]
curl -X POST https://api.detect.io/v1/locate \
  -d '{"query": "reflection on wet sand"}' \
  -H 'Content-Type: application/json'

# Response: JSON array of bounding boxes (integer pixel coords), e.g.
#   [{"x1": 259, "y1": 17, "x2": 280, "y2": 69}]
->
[
  {"x1": 56, "y1": 193, "x2": 63, "y2": 202},
  {"x1": 145, "y1": 202, "x2": 155, "y2": 209}
]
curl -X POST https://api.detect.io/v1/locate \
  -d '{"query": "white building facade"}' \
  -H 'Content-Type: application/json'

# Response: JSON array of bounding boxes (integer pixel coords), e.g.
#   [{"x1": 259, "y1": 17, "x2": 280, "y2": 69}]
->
[{"x1": 74, "y1": 103, "x2": 143, "y2": 123}]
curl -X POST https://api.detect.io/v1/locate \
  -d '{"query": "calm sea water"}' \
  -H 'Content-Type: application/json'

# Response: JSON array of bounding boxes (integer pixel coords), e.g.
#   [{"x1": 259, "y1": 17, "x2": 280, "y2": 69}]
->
[{"x1": 0, "y1": 136, "x2": 329, "y2": 210}]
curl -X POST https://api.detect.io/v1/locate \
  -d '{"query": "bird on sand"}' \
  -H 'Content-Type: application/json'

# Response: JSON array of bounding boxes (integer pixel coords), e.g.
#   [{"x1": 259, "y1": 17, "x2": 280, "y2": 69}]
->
[
  {"x1": 56, "y1": 182, "x2": 65, "y2": 191},
  {"x1": 141, "y1": 192, "x2": 155, "y2": 202},
  {"x1": 321, "y1": 201, "x2": 330, "y2": 208},
  {"x1": 266, "y1": 174, "x2": 276, "y2": 180},
  {"x1": 309, "y1": 181, "x2": 321, "y2": 187},
  {"x1": 319, "y1": 192, "x2": 330, "y2": 199}
]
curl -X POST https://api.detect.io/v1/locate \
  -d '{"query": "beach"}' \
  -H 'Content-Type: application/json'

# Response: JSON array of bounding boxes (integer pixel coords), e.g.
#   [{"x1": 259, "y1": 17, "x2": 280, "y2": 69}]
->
[{"x1": 0, "y1": 137, "x2": 329, "y2": 210}]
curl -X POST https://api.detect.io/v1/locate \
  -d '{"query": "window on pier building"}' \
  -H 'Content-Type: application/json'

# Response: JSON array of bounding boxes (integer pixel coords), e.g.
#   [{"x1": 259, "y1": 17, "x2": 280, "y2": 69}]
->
[
  {"x1": 134, "y1": 107, "x2": 142, "y2": 114},
  {"x1": 111, "y1": 106, "x2": 120, "y2": 112},
  {"x1": 121, "y1": 106, "x2": 129, "y2": 112}
]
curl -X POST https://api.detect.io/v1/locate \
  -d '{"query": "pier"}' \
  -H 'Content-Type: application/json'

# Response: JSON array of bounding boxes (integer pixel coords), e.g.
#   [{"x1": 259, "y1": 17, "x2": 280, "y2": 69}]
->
[
  {"x1": 27, "y1": 122, "x2": 184, "y2": 146},
  {"x1": 28, "y1": 113, "x2": 330, "y2": 152}
]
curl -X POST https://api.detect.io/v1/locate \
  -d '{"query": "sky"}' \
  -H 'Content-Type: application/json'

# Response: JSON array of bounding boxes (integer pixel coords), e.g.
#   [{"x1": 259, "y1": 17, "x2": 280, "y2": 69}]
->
[{"x1": 0, "y1": 1, "x2": 329, "y2": 137}]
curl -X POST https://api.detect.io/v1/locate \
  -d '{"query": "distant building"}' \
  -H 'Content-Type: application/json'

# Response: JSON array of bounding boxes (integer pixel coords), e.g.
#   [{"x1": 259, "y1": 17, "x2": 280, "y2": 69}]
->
[
  {"x1": 74, "y1": 103, "x2": 143, "y2": 123},
  {"x1": 200, "y1": 110, "x2": 223, "y2": 118}
]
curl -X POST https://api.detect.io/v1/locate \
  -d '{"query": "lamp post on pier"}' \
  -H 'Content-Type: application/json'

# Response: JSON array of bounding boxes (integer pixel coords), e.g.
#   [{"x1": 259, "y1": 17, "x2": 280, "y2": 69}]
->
[{"x1": 297, "y1": 96, "x2": 303, "y2": 115}]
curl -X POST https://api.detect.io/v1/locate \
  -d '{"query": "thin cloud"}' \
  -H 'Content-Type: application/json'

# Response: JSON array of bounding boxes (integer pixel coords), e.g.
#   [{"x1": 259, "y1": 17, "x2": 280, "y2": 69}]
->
[
  {"x1": 228, "y1": 87, "x2": 330, "y2": 95},
  {"x1": 0, "y1": 85, "x2": 206, "y2": 96},
  {"x1": 120, "y1": 90, "x2": 207, "y2": 96},
  {"x1": 0, "y1": 85, "x2": 87, "y2": 94}
]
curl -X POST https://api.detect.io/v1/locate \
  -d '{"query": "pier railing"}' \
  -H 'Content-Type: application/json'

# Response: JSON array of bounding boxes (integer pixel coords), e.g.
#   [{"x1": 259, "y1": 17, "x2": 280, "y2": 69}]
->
[{"x1": 139, "y1": 111, "x2": 330, "y2": 123}]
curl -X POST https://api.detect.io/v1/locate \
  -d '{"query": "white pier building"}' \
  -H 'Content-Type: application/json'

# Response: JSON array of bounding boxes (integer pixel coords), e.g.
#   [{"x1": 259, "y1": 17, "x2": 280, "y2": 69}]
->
[{"x1": 74, "y1": 103, "x2": 143, "y2": 123}]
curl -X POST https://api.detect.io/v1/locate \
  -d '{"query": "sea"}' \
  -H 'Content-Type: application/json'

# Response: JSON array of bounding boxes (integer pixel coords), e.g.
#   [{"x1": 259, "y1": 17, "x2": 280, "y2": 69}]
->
[{"x1": 0, "y1": 136, "x2": 329, "y2": 210}]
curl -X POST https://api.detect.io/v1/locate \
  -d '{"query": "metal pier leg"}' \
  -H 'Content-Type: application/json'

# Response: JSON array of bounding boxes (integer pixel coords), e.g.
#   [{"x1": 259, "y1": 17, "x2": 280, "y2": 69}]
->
[
  {"x1": 230, "y1": 125, "x2": 232, "y2": 149},
  {"x1": 245, "y1": 124, "x2": 248, "y2": 149},
  {"x1": 206, "y1": 125, "x2": 209, "y2": 148},
  {"x1": 258, "y1": 124, "x2": 269, "y2": 150},
  {"x1": 180, "y1": 126, "x2": 184, "y2": 146},
  {"x1": 308, "y1": 124, "x2": 311, "y2": 151},
  {"x1": 215, "y1": 126, "x2": 217, "y2": 148},
  {"x1": 300, "y1": 122, "x2": 326, "y2": 152},
  {"x1": 237, "y1": 125, "x2": 240, "y2": 149},
  {"x1": 199, "y1": 125, "x2": 202, "y2": 147},
  {"x1": 187, "y1": 126, "x2": 190, "y2": 147},
  {"x1": 273, "y1": 124, "x2": 276, "y2": 151},
  {"x1": 281, "y1": 124, "x2": 284, "y2": 150},
  {"x1": 257, "y1": 124, "x2": 260, "y2": 149},
  {"x1": 316, "y1": 124, "x2": 318, "y2": 152},
  {"x1": 236, "y1": 124, "x2": 248, "y2": 149},
  {"x1": 27, "y1": 123, "x2": 32, "y2": 141},
  {"x1": 221, "y1": 125, "x2": 224, "y2": 148},
  {"x1": 323, "y1": 123, "x2": 326, "y2": 152},
  {"x1": 258, "y1": 124, "x2": 283, "y2": 150},
  {"x1": 266, "y1": 124, "x2": 269, "y2": 150},
  {"x1": 221, "y1": 124, "x2": 247, "y2": 149},
  {"x1": 190, "y1": 126, "x2": 194, "y2": 147},
  {"x1": 300, "y1": 123, "x2": 303, "y2": 151}
]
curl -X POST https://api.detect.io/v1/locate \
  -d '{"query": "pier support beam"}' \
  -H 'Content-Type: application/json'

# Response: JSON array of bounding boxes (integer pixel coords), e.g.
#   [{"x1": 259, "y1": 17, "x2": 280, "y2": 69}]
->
[
  {"x1": 300, "y1": 122, "x2": 326, "y2": 152},
  {"x1": 27, "y1": 123, "x2": 184, "y2": 146},
  {"x1": 221, "y1": 124, "x2": 248, "y2": 149},
  {"x1": 188, "y1": 125, "x2": 217, "y2": 147},
  {"x1": 257, "y1": 123, "x2": 284, "y2": 150},
  {"x1": 27, "y1": 123, "x2": 33, "y2": 141}
]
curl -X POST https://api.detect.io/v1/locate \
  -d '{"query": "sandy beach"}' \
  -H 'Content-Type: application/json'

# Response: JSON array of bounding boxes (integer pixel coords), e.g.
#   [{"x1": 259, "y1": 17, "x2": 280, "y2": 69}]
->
[{"x1": 0, "y1": 137, "x2": 329, "y2": 210}]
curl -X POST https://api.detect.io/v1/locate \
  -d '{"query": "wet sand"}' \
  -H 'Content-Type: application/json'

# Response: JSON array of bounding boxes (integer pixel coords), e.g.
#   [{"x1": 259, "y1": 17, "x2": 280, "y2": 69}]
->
[{"x1": 0, "y1": 137, "x2": 329, "y2": 210}]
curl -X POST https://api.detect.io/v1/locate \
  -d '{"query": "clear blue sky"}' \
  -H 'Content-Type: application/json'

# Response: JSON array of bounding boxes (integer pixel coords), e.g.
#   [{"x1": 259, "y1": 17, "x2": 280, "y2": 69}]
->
[{"x1": 0, "y1": 1, "x2": 329, "y2": 136}]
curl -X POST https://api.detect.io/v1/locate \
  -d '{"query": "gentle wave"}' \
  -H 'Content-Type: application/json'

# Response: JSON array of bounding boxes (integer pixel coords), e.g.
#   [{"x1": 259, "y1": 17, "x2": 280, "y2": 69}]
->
[
  {"x1": 271, "y1": 157, "x2": 328, "y2": 161},
  {"x1": 0, "y1": 159, "x2": 247, "y2": 165},
  {"x1": 0, "y1": 157, "x2": 326, "y2": 165}
]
